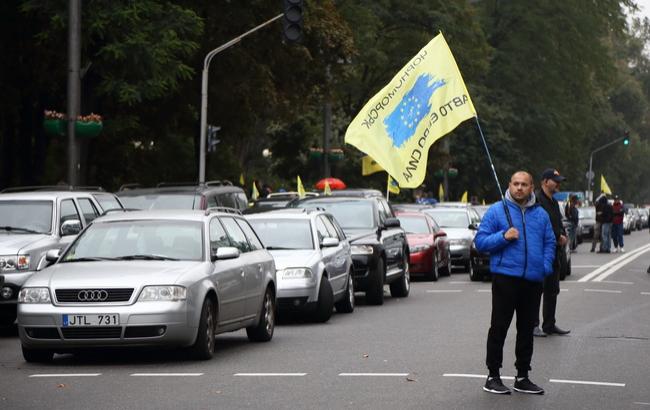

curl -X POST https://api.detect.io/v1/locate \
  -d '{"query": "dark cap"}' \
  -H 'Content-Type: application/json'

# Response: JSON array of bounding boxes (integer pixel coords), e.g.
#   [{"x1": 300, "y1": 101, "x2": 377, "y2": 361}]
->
[{"x1": 541, "y1": 168, "x2": 566, "y2": 182}]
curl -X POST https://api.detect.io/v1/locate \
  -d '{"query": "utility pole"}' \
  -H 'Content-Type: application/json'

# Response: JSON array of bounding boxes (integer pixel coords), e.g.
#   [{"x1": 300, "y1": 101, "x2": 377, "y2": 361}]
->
[
  {"x1": 586, "y1": 136, "x2": 627, "y2": 203},
  {"x1": 66, "y1": 0, "x2": 81, "y2": 185}
]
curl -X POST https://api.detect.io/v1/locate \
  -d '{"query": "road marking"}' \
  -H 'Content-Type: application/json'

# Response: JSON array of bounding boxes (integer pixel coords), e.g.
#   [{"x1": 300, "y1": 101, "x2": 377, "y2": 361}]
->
[
  {"x1": 633, "y1": 402, "x2": 650, "y2": 406},
  {"x1": 549, "y1": 379, "x2": 625, "y2": 387},
  {"x1": 442, "y1": 373, "x2": 514, "y2": 380},
  {"x1": 448, "y1": 281, "x2": 471, "y2": 284},
  {"x1": 579, "y1": 243, "x2": 650, "y2": 282},
  {"x1": 130, "y1": 373, "x2": 204, "y2": 377},
  {"x1": 426, "y1": 290, "x2": 462, "y2": 293},
  {"x1": 29, "y1": 373, "x2": 101, "y2": 378},
  {"x1": 234, "y1": 373, "x2": 307, "y2": 377},
  {"x1": 476, "y1": 289, "x2": 491, "y2": 293},
  {"x1": 339, "y1": 373, "x2": 409, "y2": 377},
  {"x1": 641, "y1": 292, "x2": 650, "y2": 296},
  {"x1": 584, "y1": 289, "x2": 622, "y2": 294},
  {"x1": 560, "y1": 289, "x2": 569, "y2": 292},
  {"x1": 600, "y1": 281, "x2": 634, "y2": 285}
]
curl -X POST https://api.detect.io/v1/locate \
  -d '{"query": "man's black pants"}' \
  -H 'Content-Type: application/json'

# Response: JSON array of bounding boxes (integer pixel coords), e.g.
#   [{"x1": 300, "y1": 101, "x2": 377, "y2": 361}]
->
[{"x1": 486, "y1": 274, "x2": 543, "y2": 375}]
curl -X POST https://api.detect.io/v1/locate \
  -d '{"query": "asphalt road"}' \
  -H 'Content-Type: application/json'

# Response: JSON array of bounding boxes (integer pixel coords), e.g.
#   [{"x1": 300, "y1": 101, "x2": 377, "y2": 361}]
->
[{"x1": 1, "y1": 231, "x2": 649, "y2": 410}]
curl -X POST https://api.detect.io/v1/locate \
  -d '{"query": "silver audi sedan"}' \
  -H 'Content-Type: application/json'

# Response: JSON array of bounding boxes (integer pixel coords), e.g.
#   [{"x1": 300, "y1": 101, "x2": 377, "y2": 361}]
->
[{"x1": 17, "y1": 209, "x2": 276, "y2": 362}]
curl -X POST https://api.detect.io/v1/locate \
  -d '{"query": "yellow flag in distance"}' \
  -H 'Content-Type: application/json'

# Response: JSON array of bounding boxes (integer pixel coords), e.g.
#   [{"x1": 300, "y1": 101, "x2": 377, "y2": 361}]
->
[
  {"x1": 460, "y1": 191, "x2": 468, "y2": 203},
  {"x1": 297, "y1": 176, "x2": 306, "y2": 198},
  {"x1": 388, "y1": 174, "x2": 400, "y2": 194},
  {"x1": 600, "y1": 175, "x2": 612, "y2": 195},
  {"x1": 324, "y1": 180, "x2": 332, "y2": 196},
  {"x1": 252, "y1": 182, "x2": 259, "y2": 201},
  {"x1": 438, "y1": 183, "x2": 444, "y2": 202}
]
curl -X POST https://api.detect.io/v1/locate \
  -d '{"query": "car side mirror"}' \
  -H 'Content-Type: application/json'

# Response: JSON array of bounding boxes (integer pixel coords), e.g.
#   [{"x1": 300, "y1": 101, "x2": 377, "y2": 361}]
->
[
  {"x1": 45, "y1": 249, "x2": 62, "y2": 263},
  {"x1": 468, "y1": 223, "x2": 478, "y2": 230},
  {"x1": 384, "y1": 218, "x2": 401, "y2": 228},
  {"x1": 212, "y1": 246, "x2": 240, "y2": 261},
  {"x1": 434, "y1": 231, "x2": 447, "y2": 239},
  {"x1": 60, "y1": 219, "x2": 82, "y2": 236},
  {"x1": 321, "y1": 237, "x2": 339, "y2": 248}
]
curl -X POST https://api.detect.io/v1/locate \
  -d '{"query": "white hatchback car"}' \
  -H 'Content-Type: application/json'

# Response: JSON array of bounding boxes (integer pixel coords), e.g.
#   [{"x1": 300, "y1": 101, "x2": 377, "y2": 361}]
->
[
  {"x1": 246, "y1": 209, "x2": 354, "y2": 322},
  {"x1": 17, "y1": 209, "x2": 276, "y2": 362}
]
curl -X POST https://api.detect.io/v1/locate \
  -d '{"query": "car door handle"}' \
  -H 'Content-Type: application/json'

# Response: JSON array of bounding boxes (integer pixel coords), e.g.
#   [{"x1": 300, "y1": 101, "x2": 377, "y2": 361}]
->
[
  {"x1": 258, "y1": 264, "x2": 263, "y2": 273},
  {"x1": 240, "y1": 270, "x2": 245, "y2": 277}
]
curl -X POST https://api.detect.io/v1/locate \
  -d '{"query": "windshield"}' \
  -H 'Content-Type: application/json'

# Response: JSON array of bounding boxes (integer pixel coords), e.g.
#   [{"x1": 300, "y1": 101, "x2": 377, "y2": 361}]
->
[
  {"x1": 248, "y1": 219, "x2": 313, "y2": 250},
  {"x1": 424, "y1": 210, "x2": 469, "y2": 228},
  {"x1": 396, "y1": 216, "x2": 430, "y2": 234},
  {"x1": 0, "y1": 200, "x2": 53, "y2": 234},
  {"x1": 119, "y1": 194, "x2": 200, "y2": 210},
  {"x1": 578, "y1": 207, "x2": 595, "y2": 219},
  {"x1": 62, "y1": 220, "x2": 204, "y2": 261},
  {"x1": 297, "y1": 201, "x2": 375, "y2": 230}
]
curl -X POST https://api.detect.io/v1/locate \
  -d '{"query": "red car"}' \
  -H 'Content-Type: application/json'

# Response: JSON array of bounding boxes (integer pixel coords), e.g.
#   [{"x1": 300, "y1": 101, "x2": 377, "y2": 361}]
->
[{"x1": 395, "y1": 211, "x2": 451, "y2": 281}]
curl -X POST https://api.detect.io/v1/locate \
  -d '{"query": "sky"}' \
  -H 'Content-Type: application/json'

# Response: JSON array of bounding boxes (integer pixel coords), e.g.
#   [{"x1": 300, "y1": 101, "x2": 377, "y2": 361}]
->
[{"x1": 630, "y1": 0, "x2": 650, "y2": 21}]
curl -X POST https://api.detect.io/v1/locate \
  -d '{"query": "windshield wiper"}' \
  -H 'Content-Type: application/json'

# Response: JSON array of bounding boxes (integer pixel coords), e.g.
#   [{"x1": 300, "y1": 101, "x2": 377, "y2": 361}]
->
[
  {"x1": 0, "y1": 226, "x2": 46, "y2": 234},
  {"x1": 63, "y1": 257, "x2": 117, "y2": 263},
  {"x1": 116, "y1": 254, "x2": 179, "y2": 261},
  {"x1": 265, "y1": 246, "x2": 296, "y2": 250}
]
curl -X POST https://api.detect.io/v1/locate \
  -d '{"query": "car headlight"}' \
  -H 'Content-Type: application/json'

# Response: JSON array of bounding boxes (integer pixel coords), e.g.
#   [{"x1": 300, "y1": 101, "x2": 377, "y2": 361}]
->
[
  {"x1": 409, "y1": 244, "x2": 431, "y2": 253},
  {"x1": 279, "y1": 268, "x2": 313, "y2": 279},
  {"x1": 137, "y1": 286, "x2": 187, "y2": 302},
  {"x1": 351, "y1": 245, "x2": 374, "y2": 255},
  {"x1": 18, "y1": 287, "x2": 51, "y2": 304},
  {"x1": 0, "y1": 254, "x2": 30, "y2": 272}
]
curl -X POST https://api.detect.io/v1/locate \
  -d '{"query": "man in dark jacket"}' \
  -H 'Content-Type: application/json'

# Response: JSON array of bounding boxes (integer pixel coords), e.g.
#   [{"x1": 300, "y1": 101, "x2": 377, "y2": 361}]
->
[
  {"x1": 599, "y1": 195, "x2": 613, "y2": 253},
  {"x1": 476, "y1": 171, "x2": 556, "y2": 395},
  {"x1": 611, "y1": 195, "x2": 625, "y2": 253},
  {"x1": 533, "y1": 168, "x2": 571, "y2": 338}
]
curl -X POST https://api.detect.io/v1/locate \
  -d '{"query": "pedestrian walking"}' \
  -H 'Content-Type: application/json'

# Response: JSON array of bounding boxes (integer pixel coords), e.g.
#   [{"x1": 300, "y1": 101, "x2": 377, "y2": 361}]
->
[
  {"x1": 598, "y1": 195, "x2": 613, "y2": 253},
  {"x1": 591, "y1": 193, "x2": 605, "y2": 252},
  {"x1": 611, "y1": 195, "x2": 625, "y2": 253},
  {"x1": 475, "y1": 171, "x2": 556, "y2": 395},
  {"x1": 533, "y1": 169, "x2": 571, "y2": 338},
  {"x1": 564, "y1": 195, "x2": 579, "y2": 251}
]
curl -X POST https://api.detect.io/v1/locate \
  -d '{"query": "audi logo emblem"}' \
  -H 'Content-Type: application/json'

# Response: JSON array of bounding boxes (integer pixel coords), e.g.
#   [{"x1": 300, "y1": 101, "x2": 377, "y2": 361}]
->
[{"x1": 77, "y1": 290, "x2": 109, "y2": 301}]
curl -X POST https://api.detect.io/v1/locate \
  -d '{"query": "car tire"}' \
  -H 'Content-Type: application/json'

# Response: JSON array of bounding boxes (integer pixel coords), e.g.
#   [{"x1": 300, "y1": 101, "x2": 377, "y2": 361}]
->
[
  {"x1": 366, "y1": 258, "x2": 385, "y2": 305},
  {"x1": 440, "y1": 250, "x2": 452, "y2": 276},
  {"x1": 335, "y1": 273, "x2": 355, "y2": 314},
  {"x1": 427, "y1": 251, "x2": 439, "y2": 282},
  {"x1": 189, "y1": 297, "x2": 216, "y2": 360},
  {"x1": 312, "y1": 277, "x2": 334, "y2": 323},
  {"x1": 246, "y1": 287, "x2": 275, "y2": 342},
  {"x1": 390, "y1": 252, "x2": 410, "y2": 297},
  {"x1": 468, "y1": 260, "x2": 481, "y2": 282},
  {"x1": 22, "y1": 346, "x2": 54, "y2": 363}
]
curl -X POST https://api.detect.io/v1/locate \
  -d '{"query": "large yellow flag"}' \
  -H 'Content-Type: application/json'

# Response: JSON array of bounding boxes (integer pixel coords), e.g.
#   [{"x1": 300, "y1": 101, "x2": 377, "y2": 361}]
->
[
  {"x1": 460, "y1": 191, "x2": 468, "y2": 203},
  {"x1": 388, "y1": 174, "x2": 400, "y2": 194},
  {"x1": 297, "y1": 176, "x2": 306, "y2": 198},
  {"x1": 345, "y1": 33, "x2": 476, "y2": 188},
  {"x1": 362, "y1": 155, "x2": 384, "y2": 176},
  {"x1": 438, "y1": 183, "x2": 444, "y2": 201},
  {"x1": 601, "y1": 175, "x2": 612, "y2": 195}
]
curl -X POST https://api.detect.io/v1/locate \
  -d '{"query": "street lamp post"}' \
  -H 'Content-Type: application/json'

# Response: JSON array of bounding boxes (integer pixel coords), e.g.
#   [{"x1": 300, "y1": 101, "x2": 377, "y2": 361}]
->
[
  {"x1": 198, "y1": 13, "x2": 283, "y2": 183},
  {"x1": 586, "y1": 136, "x2": 626, "y2": 202}
]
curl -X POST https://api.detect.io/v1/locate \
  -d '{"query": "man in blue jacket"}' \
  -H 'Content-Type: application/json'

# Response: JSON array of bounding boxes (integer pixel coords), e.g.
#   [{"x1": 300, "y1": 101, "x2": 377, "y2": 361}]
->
[{"x1": 475, "y1": 171, "x2": 556, "y2": 395}]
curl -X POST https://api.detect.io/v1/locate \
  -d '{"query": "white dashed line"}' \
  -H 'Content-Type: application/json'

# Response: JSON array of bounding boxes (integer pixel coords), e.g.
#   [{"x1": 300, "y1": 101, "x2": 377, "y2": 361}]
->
[
  {"x1": 442, "y1": 373, "x2": 514, "y2": 380},
  {"x1": 549, "y1": 379, "x2": 625, "y2": 387},
  {"x1": 560, "y1": 289, "x2": 569, "y2": 292},
  {"x1": 476, "y1": 289, "x2": 491, "y2": 293},
  {"x1": 29, "y1": 373, "x2": 101, "y2": 378},
  {"x1": 426, "y1": 290, "x2": 463, "y2": 293},
  {"x1": 584, "y1": 289, "x2": 622, "y2": 294},
  {"x1": 234, "y1": 373, "x2": 307, "y2": 377},
  {"x1": 448, "y1": 281, "x2": 472, "y2": 284},
  {"x1": 641, "y1": 292, "x2": 650, "y2": 296},
  {"x1": 130, "y1": 373, "x2": 204, "y2": 377},
  {"x1": 633, "y1": 402, "x2": 650, "y2": 406},
  {"x1": 339, "y1": 373, "x2": 409, "y2": 377},
  {"x1": 600, "y1": 281, "x2": 634, "y2": 285}
]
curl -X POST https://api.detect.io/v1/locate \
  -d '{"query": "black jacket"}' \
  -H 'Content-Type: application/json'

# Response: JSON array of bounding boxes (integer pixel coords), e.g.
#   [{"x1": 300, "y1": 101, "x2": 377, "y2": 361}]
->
[{"x1": 535, "y1": 189, "x2": 565, "y2": 241}]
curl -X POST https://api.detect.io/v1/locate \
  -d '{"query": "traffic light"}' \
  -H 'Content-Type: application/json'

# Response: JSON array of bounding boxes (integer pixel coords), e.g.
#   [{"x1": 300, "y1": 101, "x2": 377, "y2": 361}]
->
[
  {"x1": 623, "y1": 133, "x2": 630, "y2": 145},
  {"x1": 282, "y1": 0, "x2": 303, "y2": 43}
]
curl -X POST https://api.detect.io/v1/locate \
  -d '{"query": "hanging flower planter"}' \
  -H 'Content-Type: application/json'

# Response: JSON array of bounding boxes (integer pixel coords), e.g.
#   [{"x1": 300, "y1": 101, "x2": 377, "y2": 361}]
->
[{"x1": 43, "y1": 110, "x2": 103, "y2": 138}]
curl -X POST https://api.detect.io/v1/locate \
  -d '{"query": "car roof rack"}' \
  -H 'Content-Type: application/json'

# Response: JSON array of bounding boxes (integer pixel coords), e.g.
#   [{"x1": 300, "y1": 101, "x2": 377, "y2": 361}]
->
[
  {"x1": 117, "y1": 183, "x2": 142, "y2": 191},
  {"x1": 1, "y1": 185, "x2": 105, "y2": 193},
  {"x1": 99, "y1": 208, "x2": 140, "y2": 216},
  {"x1": 205, "y1": 180, "x2": 233, "y2": 187},
  {"x1": 204, "y1": 206, "x2": 242, "y2": 216}
]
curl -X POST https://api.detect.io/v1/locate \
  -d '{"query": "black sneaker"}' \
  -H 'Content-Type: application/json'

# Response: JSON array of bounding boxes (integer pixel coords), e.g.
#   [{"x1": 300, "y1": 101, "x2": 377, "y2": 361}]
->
[
  {"x1": 513, "y1": 377, "x2": 544, "y2": 394},
  {"x1": 483, "y1": 376, "x2": 511, "y2": 394}
]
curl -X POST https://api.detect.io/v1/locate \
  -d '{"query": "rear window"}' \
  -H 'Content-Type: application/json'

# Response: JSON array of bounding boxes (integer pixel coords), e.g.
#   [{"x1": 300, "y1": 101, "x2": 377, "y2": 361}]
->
[{"x1": 118, "y1": 194, "x2": 201, "y2": 210}]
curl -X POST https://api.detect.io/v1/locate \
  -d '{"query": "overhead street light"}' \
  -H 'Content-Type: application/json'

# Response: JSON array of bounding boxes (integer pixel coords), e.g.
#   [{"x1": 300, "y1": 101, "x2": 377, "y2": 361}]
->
[{"x1": 585, "y1": 134, "x2": 630, "y2": 202}]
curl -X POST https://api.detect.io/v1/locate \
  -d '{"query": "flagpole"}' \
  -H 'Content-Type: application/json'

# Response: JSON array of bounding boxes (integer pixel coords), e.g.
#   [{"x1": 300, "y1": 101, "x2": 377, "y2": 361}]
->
[{"x1": 474, "y1": 116, "x2": 513, "y2": 227}]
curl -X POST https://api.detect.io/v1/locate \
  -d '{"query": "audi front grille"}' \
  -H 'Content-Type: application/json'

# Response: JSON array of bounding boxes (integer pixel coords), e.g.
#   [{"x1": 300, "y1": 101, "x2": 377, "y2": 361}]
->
[
  {"x1": 61, "y1": 327, "x2": 122, "y2": 339},
  {"x1": 55, "y1": 288, "x2": 134, "y2": 303}
]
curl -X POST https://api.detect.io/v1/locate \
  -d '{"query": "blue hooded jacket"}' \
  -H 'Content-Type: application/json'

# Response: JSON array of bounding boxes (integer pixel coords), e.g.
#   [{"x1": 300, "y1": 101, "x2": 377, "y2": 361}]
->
[{"x1": 475, "y1": 191, "x2": 556, "y2": 282}]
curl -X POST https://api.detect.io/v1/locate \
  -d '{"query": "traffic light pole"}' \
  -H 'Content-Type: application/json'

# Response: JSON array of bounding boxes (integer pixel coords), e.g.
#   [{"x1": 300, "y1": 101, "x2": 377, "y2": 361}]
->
[
  {"x1": 199, "y1": 13, "x2": 283, "y2": 183},
  {"x1": 586, "y1": 136, "x2": 626, "y2": 202}
]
